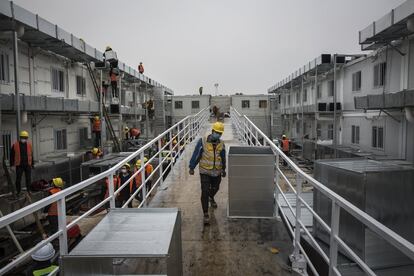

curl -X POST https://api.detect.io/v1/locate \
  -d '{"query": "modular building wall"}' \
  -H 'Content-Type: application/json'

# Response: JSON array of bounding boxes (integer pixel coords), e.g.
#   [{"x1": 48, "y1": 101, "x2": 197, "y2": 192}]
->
[{"x1": 171, "y1": 95, "x2": 210, "y2": 124}]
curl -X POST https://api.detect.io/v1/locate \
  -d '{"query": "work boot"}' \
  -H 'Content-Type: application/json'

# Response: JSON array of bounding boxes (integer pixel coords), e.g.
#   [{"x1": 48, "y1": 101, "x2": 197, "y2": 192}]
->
[
  {"x1": 203, "y1": 213, "x2": 210, "y2": 225},
  {"x1": 210, "y1": 198, "x2": 218, "y2": 209}
]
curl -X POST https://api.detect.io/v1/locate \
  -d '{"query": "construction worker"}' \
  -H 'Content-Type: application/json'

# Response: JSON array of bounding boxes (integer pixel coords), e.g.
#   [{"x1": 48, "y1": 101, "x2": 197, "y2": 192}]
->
[
  {"x1": 117, "y1": 163, "x2": 133, "y2": 208},
  {"x1": 134, "y1": 159, "x2": 144, "y2": 201},
  {"x1": 27, "y1": 242, "x2": 58, "y2": 276},
  {"x1": 124, "y1": 126, "x2": 130, "y2": 140},
  {"x1": 104, "y1": 174, "x2": 120, "y2": 199},
  {"x1": 281, "y1": 135, "x2": 290, "y2": 166},
  {"x1": 44, "y1": 178, "x2": 64, "y2": 234},
  {"x1": 92, "y1": 116, "x2": 101, "y2": 147},
  {"x1": 91, "y1": 147, "x2": 103, "y2": 159},
  {"x1": 130, "y1": 127, "x2": 141, "y2": 139},
  {"x1": 138, "y1": 62, "x2": 144, "y2": 74},
  {"x1": 144, "y1": 157, "x2": 154, "y2": 193},
  {"x1": 189, "y1": 122, "x2": 226, "y2": 225},
  {"x1": 109, "y1": 67, "x2": 118, "y2": 99},
  {"x1": 10, "y1": 130, "x2": 34, "y2": 196}
]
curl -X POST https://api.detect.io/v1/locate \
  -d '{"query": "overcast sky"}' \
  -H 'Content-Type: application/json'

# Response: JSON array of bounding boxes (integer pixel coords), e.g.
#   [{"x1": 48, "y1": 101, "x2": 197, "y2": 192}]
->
[{"x1": 15, "y1": 0, "x2": 405, "y2": 95}]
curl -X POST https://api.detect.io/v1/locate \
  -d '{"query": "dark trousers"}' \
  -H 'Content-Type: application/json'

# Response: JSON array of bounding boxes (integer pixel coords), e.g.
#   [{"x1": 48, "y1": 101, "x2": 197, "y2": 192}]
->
[
  {"x1": 15, "y1": 164, "x2": 31, "y2": 194},
  {"x1": 116, "y1": 189, "x2": 132, "y2": 208},
  {"x1": 111, "y1": 81, "x2": 118, "y2": 98},
  {"x1": 282, "y1": 151, "x2": 289, "y2": 166},
  {"x1": 94, "y1": 132, "x2": 101, "y2": 147},
  {"x1": 200, "y1": 174, "x2": 221, "y2": 213},
  {"x1": 47, "y1": 215, "x2": 58, "y2": 234}
]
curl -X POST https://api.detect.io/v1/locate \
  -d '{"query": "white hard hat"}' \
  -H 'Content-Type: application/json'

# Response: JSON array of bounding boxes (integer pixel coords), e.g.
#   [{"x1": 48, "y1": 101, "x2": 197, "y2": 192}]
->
[{"x1": 31, "y1": 243, "x2": 55, "y2": 262}]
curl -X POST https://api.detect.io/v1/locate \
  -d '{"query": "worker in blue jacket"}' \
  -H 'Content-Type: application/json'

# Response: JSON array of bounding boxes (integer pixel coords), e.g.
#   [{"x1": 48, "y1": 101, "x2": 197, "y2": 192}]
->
[{"x1": 189, "y1": 122, "x2": 226, "y2": 225}]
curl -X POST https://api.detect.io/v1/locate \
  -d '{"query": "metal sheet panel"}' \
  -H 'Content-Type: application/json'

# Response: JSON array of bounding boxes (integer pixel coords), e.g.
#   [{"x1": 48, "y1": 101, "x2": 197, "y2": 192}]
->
[
  {"x1": 84, "y1": 43, "x2": 95, "y2": 57},
  {"x1": 0, "y1": 1, "x2": 12, "y2": 17},
  {"x1": 37, "y1": 16, "x2": 56, "y2": 37},
  {"x1": 71, "y1": 35, "x2": 85, "y2": 52},
  {"x1": 62, "y1": 208, "x2": 182, "y2": 276},
  {"x1": 56, "y1": 26, "x2": 71, "y2": 44},
  {"x1": 228, "y1": 146, "x2": 275, "y2": 218},
  {"x1": 12, "y1": 4, "x2": 37, "y2": 28},
  {"x1": 394, "y1": 0, "x2": 414, "y2": 23},
  {"x1": 375, "y1": 12, "x2": 393, "y2": 34}
]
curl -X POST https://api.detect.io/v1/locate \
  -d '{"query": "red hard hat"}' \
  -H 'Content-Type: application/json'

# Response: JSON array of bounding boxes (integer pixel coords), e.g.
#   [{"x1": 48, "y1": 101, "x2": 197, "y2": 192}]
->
[{"x1": 67, "y1": 224, "x2": 81, "y2": 238}]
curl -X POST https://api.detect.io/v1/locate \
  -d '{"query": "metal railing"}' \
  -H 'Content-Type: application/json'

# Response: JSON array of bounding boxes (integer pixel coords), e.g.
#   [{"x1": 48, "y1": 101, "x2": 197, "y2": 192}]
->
[
  {"x1": 230, "y1": 106, "x2": 414, "y2": 276},
  {"x1": 0, "y1": 107, "x2": 210, "y2": 275}
]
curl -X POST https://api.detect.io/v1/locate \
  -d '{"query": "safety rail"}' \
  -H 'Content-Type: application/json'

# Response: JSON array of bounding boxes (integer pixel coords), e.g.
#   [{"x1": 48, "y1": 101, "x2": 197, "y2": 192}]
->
[
  {"x1": 230, "y1": 106, "x2": 414, "y2": 276},
  {"x1": 0, "y1": 107, "x2": 210, "y2": 275}
]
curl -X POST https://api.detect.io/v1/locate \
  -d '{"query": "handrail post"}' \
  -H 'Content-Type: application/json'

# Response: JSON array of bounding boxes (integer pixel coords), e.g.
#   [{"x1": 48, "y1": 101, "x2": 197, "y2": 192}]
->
[
  {"x1": 329, "y1": 201, "x2": 340, "y2": 275},
  {"x1": 57, "y1": 198, "x2": 68, "y2": 255},
  {"x1": 158, "y1": 138, "x2": 163, "y2": 187},
  {"x1": 177, "y1": 123, "x2": 181, "y2": 158},
  {"x1": 108, "y1": 173, "x2": 115, "y2": 208},
  {"x1": 289, "y1": 173, "x2": 307, "y2": 274},
  {"x1": 140, "y1": 151, "x2": 147, "y2": 207},
  {"x1": 274, "y1": 153, "x2": 280, "y2": 220}
]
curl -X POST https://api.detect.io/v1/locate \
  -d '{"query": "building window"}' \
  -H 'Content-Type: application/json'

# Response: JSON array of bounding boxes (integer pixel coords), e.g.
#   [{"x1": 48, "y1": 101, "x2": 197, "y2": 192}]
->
[
  {"x1": 1, "y1": 132, "x2": 12, "y2": 161},
  {"x1": 278, "y1": 94, "x2": 281, "y2": 104},
  {"x1": 287, "y1": 95, "x2": 291, "y2": 106},
  {"x1": 373, "y1": 62, "x2": 386, "y2": 87},
  {"x1": 328, "y1": 80, "x2": 334, "y2": 97},
  {"x1": 303, "y1": 89, "x2": 307, "y2": 102},
  {"x1": 296, "y1": 92, "x2": 300, "y2": 104},
  {"x1": 191, "y1": 100, "x2": 200, "y2": 109},
  {"x1": 352, "y1": 71, "x2": 362, "y2": 92},
  {"x1": 372, "y1": 126, "x2": 384, "y2": 148},
  {"x1": 328, "y1": 124, "x2": 333, "y2": 139},
  {"x1": 76, "y1": 75, "x2": 86, "y2": 96},
  {"x1": 296, "y1": 121, "x2": 300, "y2": 135},
  {"x1": 54, "y1": 129, "x2": 67, "y2": 150},
  {"x1": 51, "y1": 68, "x2": 65, "y2": 92},
  {"x1": 303, "y1": 122, "x2": 307, "y2": 137},
  {"x1": 351, "y1": 125, "x2": 360, "y2": 144},
  {"x1": 0, "y1": 52, "x2": 10, "y2": 83},
  {"x1": 317, "y1": 85, "x2": 321, "y2": 99},
  {"x1": 79, "y1": 127, "x2": 88, "y2": 147},
  {"x1": 174, "y1": 101, "x2": 183, "y2": 109},
  {"x1": 242, "y1": 100, "x2": 250, "y2": 108},
  {"x1": 259, "y1": 100, "x2": 267, "y2": 108},
  {"x1": 316, "y1": 123, "x2": 321, "y2": 138}
]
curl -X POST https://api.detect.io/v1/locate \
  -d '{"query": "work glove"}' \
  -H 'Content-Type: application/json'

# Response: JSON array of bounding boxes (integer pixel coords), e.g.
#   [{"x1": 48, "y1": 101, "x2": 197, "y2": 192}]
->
[
  {"x1": 189, "y1": 168, "x2": 195, "y2": 175},
  {"x1": 221, "y1": 171, "x2": 226, "y2": 178}
]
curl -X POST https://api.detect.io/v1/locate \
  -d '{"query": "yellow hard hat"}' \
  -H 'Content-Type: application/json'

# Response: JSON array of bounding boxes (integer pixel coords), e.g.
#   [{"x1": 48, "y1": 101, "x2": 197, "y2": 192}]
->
[
  {"x1": 94, "y1": 116, "x2": 99, "y2": 121},
  {"x1": 20, "y1": 130, "x2": 29, "y2": 138},
  {"x1": 135, "y1": 159, "x2": 142, "y2": 167},
  {"x1": 282, "y1": 135, "x2": 286, "y2": 138},
  {"x1": 144, "y1": 157, "x2": 148, "y2": 163},
  {"x1": 212, "y1": 122, "x2": 224, "y2": 134},
  {"x1": 52, "y1": 177, "x2": 64, "y2": 188},
  {"x1": 124, "y1": 127, "x2": 129, "y2": 130},
  {"x1": 92, "y1": 148, "x2": 99, "y2": 155},
  {"x1": 122, "y1": 163, "x2": 131, "y2": 170},
  {"x1": 106, "y1": 46, "x2": 111, "y2": 51}
]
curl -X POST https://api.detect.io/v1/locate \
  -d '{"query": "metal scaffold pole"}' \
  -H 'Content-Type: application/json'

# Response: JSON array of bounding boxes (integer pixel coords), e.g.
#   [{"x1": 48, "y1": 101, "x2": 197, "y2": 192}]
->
[
  {"x1": 333, "y1": 54, "x2": 337, "y2": 158},
  {"x1": 12, "y1": 29, "x2": 21, "y2": 138}
]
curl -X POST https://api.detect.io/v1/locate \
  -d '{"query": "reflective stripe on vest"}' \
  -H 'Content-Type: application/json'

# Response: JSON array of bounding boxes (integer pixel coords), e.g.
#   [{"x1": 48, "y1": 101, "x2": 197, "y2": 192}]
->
[
  {"x1": 48, "y1": 188, "x2": 61, "y2": 216},
  {"x1": 32, "y1": 265, "x2": 58, "y2": 276},
  {"x1": 282, "y1": 140, "x2": 289, "y2": 152},
  {"x1": 199, "y1": 138, "x2": 223, "y2": 170},
  {"x1": 13, "y1": 141, "x2": 32, "y2": 166}
]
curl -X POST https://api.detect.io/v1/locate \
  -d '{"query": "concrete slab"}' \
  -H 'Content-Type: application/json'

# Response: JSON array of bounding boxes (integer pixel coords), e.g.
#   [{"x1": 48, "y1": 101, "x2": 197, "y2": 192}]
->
[{"x1": 148, "y1": 119, "x2": 293, "y2": 276}]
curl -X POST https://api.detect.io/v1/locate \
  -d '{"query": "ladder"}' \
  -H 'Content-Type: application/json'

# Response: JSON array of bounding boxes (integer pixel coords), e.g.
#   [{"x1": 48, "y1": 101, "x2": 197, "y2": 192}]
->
[{"x1": 85, "y1": 62, "x2": 121, "y2": 152}]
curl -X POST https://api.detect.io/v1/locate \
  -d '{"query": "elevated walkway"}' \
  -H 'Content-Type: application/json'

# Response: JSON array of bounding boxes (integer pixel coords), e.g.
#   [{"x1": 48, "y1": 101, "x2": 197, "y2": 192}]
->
[{"x1": 148, "y1": 119, "x2": 293, "y2": 275}]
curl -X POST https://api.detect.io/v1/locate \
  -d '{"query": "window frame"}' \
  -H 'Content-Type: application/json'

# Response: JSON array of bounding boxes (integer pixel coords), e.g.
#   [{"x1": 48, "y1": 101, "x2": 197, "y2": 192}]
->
[
  {"x1": 259, "y1": 100, "x2": 267, "y2": 108},
  {"x1": 317, "y1": 85, "x2": 322, "y2": 99},
  {"x1": 1, "y1": 131, "x2": 12, "y2": 161},
  {"x1": 303, "y1": 89, "x2": 307, "y2": 102},
  {"x1": 373, "y1": 62, "x2": 386, "y2": 88},
  {"x1": 191, "y1": 100, "x2": 200, "y2": 109},
  {"x1": 328, "y1": 124, "x2": 334, "y2": 140},
  {"x1": 76, "y1": 75, "x2": 86, "y2": 96},
  {"x1": 351, "y1": 125, "x2": 360, "y2": 144},
  {"x1": 79, "y1": 127, "x2": 89, "y2": 148},
  {"x1": 241, "y1": 100, "x2": 250, "y2": 108},
  {"x1": 51, "y1": 67, "x2": 65, "y2": 93},
  {"x1": 174, "y1": 100, "x2": 183, "y2": 109},
  {"x1": 352, "y1": 71, "x2": 362, "y2": 92},
  {"x1": 54, "y1": 128, "x2": 67, "y2": 150},
  {"x1": 328, "y1": 80, "x2": 334, "y2": 97},
  {"x1": 0, "y1": 52, "x2": 10, "y2": 84}
]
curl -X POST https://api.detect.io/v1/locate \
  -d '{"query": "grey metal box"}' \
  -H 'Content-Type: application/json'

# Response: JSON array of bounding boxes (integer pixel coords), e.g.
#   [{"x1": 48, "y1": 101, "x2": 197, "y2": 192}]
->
[
  {"x1": 314, "y1": 159, "x2": 414, "y2": 272},
  {"x1": 62, "y1": 208, "x2": 182, "y2": 276},
  {"x1": 228, "y1": 146, "x2": 275, "y2": 218}
]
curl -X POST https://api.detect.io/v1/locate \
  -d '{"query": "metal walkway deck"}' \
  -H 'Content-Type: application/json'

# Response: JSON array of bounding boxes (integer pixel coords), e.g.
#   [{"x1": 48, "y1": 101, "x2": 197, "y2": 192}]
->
[{"x1": 148, "y1": 119, "x2": 293, "y2": 276}]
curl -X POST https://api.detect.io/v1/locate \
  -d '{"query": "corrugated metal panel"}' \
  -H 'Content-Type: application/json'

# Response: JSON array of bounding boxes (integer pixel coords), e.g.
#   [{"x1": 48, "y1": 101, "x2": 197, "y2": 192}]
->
[{"x1": 12, "y1": 3, "x2": 37, "y2": 28}]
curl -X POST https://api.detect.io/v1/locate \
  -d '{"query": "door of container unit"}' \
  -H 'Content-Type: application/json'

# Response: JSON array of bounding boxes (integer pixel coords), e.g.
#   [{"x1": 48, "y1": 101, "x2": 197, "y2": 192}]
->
[
  {"x1": 228, "y1": 146, "x2": 275, "y2": 218},
  {"x1": 61, "y1": 208, "x2": 182, "y2": 276}
]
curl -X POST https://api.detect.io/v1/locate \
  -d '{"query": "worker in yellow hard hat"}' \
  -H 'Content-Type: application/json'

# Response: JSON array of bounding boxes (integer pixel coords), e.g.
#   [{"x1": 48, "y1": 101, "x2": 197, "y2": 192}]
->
[
  {"x1": 124, "y1": 126, "x2": 130, "y2": 140},
  {"x1": 44, "y1": 177, "x2": 64, "y2": 233},
  {"x1": 11, "y1": 130, "x2": 34, "y2": 197},
  {"x1": 281, "y1": 134, "x2": 290, "y2": 166},
  {"x1": 91, "y1": 147, "x2": 103, "y2": 159},
  {"x1": 92, "y1": 116, "x2": 101, "y2": 147},
  {"x1": 189, "y1": 121, "x2": 226, "y2": 225}
]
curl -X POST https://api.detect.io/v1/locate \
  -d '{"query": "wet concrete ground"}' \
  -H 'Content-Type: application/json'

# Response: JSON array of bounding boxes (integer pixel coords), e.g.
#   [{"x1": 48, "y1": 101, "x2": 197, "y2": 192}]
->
[{"x1": 148, "y1": 120, "x2": 293, "y2": 276}]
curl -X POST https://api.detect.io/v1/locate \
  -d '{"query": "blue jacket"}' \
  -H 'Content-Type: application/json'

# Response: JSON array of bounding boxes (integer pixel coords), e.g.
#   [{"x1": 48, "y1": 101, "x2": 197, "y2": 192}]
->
[{"x1": 189, "y1": 136, "x2": 226, "y2": 171}]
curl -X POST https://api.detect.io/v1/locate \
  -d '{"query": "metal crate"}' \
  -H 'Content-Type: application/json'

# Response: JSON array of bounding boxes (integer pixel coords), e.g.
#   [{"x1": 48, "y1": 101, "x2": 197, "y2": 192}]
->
[
  {"x1": 228, "y1": 146, "x2": 275, "y2": 218},
  {"x1": 314, "y1": 159, "x2": 414, "y2": 272},
  {"x1": 62, "y1": 208, "x2": 182, "y2": 276}
]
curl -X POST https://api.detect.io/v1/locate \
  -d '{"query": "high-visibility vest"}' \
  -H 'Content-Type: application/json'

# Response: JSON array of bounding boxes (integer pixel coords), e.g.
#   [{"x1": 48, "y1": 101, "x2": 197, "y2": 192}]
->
[
  {"x1": 282, "y1": 140, "x2": 289, "y2": 152},
  {"x1": 105, "y1": 176, "x2": 120, "y2": 198},
  {"x1": 48, "y1": 188, "x2": 61, "y2": 216},
  {"x1": 12, "y1": 141, "x2": 32, "y2": 166},
  {"x1": 133, "y1": 168, "x2": 143, "y2": 192},
  {"x1": 110, "y1": 72, "x2": 117, "y2": 82},
  {"x1": 199, "y1": 138, "x2": 223, "y2": 170},
  {"x1": 32, "y1": 265, "x2": 58, "y2": 276},
  {"x1": 145, "y1": 164, "x2": 154, "y2": 177},
  {"x1": 92, "y1": 120, "x2": 101, "y2": 132}
]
